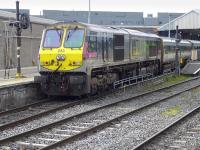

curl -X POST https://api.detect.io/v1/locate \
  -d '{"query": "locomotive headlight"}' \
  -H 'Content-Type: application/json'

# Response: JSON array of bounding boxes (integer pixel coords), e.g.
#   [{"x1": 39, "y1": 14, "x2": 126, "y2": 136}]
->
[
  {"x1": 56, "y1": 55, "x2": 60, "y2": 60},
  {"x1": 61, "y1": 55, "x2": 65, "y2": 60},
  {"x1": 56, "y1": 54, "x2": 65, "y2": 61}
]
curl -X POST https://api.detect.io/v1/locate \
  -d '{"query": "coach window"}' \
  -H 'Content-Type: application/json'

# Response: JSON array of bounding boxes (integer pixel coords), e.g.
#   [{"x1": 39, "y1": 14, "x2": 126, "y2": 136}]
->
[
  {"x1": 132, "y1": 39, "x2": 136, "y2": 55},
  {"x1": 132, "y1": 38, "x2": 140, "y2": 56},
  {"x1": 89, "y1": 31, "x2": 97, "y2": 52},
  {"x1": 149, "y1": 40, "x2": 157, "y2": 57}
]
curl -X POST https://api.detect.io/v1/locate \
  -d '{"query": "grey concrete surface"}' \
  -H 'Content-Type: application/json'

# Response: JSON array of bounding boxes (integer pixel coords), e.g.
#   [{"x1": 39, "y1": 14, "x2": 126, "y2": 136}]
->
[
  {"x1": 0, "y1": 66, "x2": 46, "y2": 112},
  {"x1": 0, "y1": 66, "x2": 39, "y2": 79},
  {"x1": 0, "y1": 82, "x2": 46, "y2": 112}
]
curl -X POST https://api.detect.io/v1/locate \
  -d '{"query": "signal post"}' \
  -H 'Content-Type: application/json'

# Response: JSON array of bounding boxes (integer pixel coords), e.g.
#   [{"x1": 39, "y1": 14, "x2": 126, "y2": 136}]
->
[{"x1": 16, "y1": 0, "x2": 22, "y2": 78}]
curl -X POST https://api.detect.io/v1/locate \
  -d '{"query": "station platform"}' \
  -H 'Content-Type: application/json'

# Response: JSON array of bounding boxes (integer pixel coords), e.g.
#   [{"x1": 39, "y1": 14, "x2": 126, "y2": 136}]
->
[
  {"x1": 181, "y1": 61, "x2": 200, "y2": 75},
  {"x1": 0, "y1": 66, "x2": 45, "y2": 112},
  {"x1": 0, "y1": 66, "x2": 39, "y2": 88}
]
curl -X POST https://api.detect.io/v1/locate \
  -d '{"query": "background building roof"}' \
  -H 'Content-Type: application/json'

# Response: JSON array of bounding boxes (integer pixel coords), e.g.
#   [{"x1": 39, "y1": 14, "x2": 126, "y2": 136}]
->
[
  {"x1": 0, "y1": 10, "x2": 57, "y2": 25},
  {"x1": 158, "y1": 10, "x2": 200, "y2": 31}
]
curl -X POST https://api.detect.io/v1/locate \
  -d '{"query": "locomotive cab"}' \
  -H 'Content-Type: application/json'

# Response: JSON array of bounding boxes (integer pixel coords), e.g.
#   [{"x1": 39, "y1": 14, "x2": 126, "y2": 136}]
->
[
  {"x1": 37, "y1": 24, "x2": 90, "y2": 96},
  {"x1": 39, "y1": 26, "x2": 85, "y2": 72}
]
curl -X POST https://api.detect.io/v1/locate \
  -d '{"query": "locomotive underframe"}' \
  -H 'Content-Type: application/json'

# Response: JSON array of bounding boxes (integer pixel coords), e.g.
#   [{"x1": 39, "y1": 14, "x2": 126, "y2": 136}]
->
[
  {"x1": 38, "y1": 72, "x2": 88, "y2": 96},
  {"x1": 37, "y1": 59, "x2": 161, "y2": 96}
]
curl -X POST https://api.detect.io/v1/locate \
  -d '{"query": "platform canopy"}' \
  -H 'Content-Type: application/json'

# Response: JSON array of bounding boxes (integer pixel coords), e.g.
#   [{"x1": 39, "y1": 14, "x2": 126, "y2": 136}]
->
[
  {"x1": 159, "y1": 10, "x2": 200, "y2": 31},
  {"x1": 158, "y1": 10, "x2": 200, "y2": 40}
]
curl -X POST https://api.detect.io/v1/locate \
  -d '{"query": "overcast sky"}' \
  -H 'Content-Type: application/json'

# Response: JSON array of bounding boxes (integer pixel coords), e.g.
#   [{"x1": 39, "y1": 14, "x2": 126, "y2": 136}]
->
[{"x1": 1, "y1": 0, "x2": 200, "y2": 17}]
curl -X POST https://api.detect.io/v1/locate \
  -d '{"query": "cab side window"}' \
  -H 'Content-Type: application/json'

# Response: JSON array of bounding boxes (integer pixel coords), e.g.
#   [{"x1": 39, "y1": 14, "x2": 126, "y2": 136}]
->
[{"x1": 89, "y1": 31, "x2": 97, "y2": 52}]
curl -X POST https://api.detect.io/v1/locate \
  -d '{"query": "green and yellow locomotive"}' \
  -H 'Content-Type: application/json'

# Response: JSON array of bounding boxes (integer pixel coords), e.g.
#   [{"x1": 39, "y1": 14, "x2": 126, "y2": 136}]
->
[{"x1": 36, "y1": 22, "x2": 193, "y2": 96}]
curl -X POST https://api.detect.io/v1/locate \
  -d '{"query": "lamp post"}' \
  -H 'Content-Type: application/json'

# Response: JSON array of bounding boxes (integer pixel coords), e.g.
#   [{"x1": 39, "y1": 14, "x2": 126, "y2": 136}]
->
[
  {"x1": 168, "y1": 13, "x2": 171, "y2": 38},
  {"x1": 88, "y1": 0, "x2": 91, "y2": 24},
  {"x1": 175, "y1": 25, "x2": 181, "y2": 75}
]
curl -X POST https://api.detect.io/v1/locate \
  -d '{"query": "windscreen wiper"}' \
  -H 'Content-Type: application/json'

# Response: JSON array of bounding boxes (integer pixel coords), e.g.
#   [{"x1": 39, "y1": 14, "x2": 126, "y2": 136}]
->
[
  {"x1": 66, "y1": 26, "x2": 78, "y2": 41},
  {"x1": 55, "y1": 29, "x2": 62, "y2": 42}
]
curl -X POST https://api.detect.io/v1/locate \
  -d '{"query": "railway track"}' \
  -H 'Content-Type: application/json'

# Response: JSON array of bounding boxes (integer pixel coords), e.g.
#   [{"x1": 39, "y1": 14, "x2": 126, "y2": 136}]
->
[
  {"x1": 0, "y1": 76, "x2": 200, "y2": 149},
  {"x1": 133, "y1": 105, "x2": 200, "y2": 150},
  {"x1": 0, "y1": 98, "x2": 52, "y2": 117},
  {"x1": 0, "y1": 73, "x2": 180, "y2": 131},
  {"x1": 0, "y1": 98, "x2": 85, "y2": 131}
]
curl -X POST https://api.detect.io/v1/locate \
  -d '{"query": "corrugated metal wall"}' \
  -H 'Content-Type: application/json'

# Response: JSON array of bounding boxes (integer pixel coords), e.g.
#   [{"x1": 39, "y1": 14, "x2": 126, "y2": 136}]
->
[{"x1": 0, "y1": 18, "x2": 46, "y2": 70}]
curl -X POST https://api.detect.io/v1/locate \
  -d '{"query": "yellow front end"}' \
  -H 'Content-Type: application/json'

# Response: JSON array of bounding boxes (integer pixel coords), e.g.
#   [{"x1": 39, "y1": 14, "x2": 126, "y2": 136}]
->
[{"x1": 39, "y1": 27, "x2": 85, "y2": 71}]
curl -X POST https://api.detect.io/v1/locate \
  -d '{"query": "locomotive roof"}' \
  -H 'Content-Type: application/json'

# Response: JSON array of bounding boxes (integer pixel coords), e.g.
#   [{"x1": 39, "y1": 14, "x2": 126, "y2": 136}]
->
[
  {"x1": 50, "y1": 21, "x2": 160, "y2": 38},
  {"x1": 49, "y1": 21, "x2": 127, "y2": 34},
  {"x1": 124, "y1": 29, "x2": 160, "y2": 38}
]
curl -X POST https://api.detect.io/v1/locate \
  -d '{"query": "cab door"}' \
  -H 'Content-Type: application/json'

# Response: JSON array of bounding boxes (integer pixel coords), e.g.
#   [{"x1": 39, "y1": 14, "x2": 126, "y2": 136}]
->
[{"x1": 113, "y1": 34, "x2": 124, "y2": 61}]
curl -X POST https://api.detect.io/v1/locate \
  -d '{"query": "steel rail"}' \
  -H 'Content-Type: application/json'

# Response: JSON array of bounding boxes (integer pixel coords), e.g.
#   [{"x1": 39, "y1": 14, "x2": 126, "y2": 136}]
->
[
  {"x1": 0, "y1": 98, "x2": 52, "y2": 117},
  {"x1": 132, "y1": 105, "x2": 200, "y2": 150},
  {"x1": 0, "y1": 99, "x2": 84, "y2": 131}
]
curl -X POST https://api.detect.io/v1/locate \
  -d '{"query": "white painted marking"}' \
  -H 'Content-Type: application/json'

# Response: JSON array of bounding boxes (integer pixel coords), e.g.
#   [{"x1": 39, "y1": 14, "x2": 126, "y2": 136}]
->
[
  {"x1": 168, "y1": 145, "x2": 182, "y2": 149},
  {"x1": 174, "y1": 140, "x2": 187, "y2": 143},
  {"x1": 182, "y1": 136, "x2": 196, "y2": 139},
  {"x1": 191, "y1": 127, "x2": 200, "y2": 131},
  {"x1": 38, "y1": 138, "x2": 59, "y2": 142},
  {"x1": 115, "y1": 124, "x2": 122, "y2": 127},
  {"x1": 55, "y1": 129, "x2": 81, "y2": 133},
  {"x1": 68, "y1": 126, "x2": 88, "y2": 129},
  {"x1": 16, "y1": 141, "x2": 47, "y2": 147},
  {"x1": 79, "y1": 122, "x2": 93, "y2": 125},
  {"x1": 118, "y1": 107, "x2": 132, "y2": 110},
  {"x1": 93, "y1": 120, "x2": 104, "y2": 122},
  {"x1": 121, "y1": 120, "x2": 128, "y2": 123},
  {"x1": 107, "y1": 127, "x2": 115, "y2": 130},
  {"x1": 42, "y1": 132, "x2": 70, "y2": 137},
  {"x1": 99, "y1": 131, "x2": 106, "y2": 134},
  {"x1": 17, "y1": 47, "x2": 20, "y2": 50},
  {"x1": 186, "y1": 131, "x2": 197, "y2": 134}
]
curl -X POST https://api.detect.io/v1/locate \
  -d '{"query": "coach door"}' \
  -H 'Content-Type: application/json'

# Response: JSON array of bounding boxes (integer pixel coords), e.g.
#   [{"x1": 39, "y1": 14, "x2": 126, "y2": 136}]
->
[
  {"x1": 113, "y1": 34, "x2": 124, "y2": 61},
  {"x1": 102, "y1": 33, "x2": 109, "y2": 62}
]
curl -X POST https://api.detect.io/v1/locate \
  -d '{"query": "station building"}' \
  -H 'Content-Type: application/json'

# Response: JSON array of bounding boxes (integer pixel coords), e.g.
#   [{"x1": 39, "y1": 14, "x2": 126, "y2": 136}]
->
[
  {"x1": 0, "y1": 10, "x2": 57, "y2": 70},
  {"x1": 158, "y1": 10, "x2": 200, "y2": 40},
  {"x1": 0, "y1": 9, "x2": 30, "y2": 14},
  {"x1": 41, "y1": 10, "x2": 183, "y2": 26},
  {"x1": 42, "y1": 10, "x2": 145, "y2": 26},
  {"x1": 157, "y1": 13, "x2": 184, "y2": 25}
]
